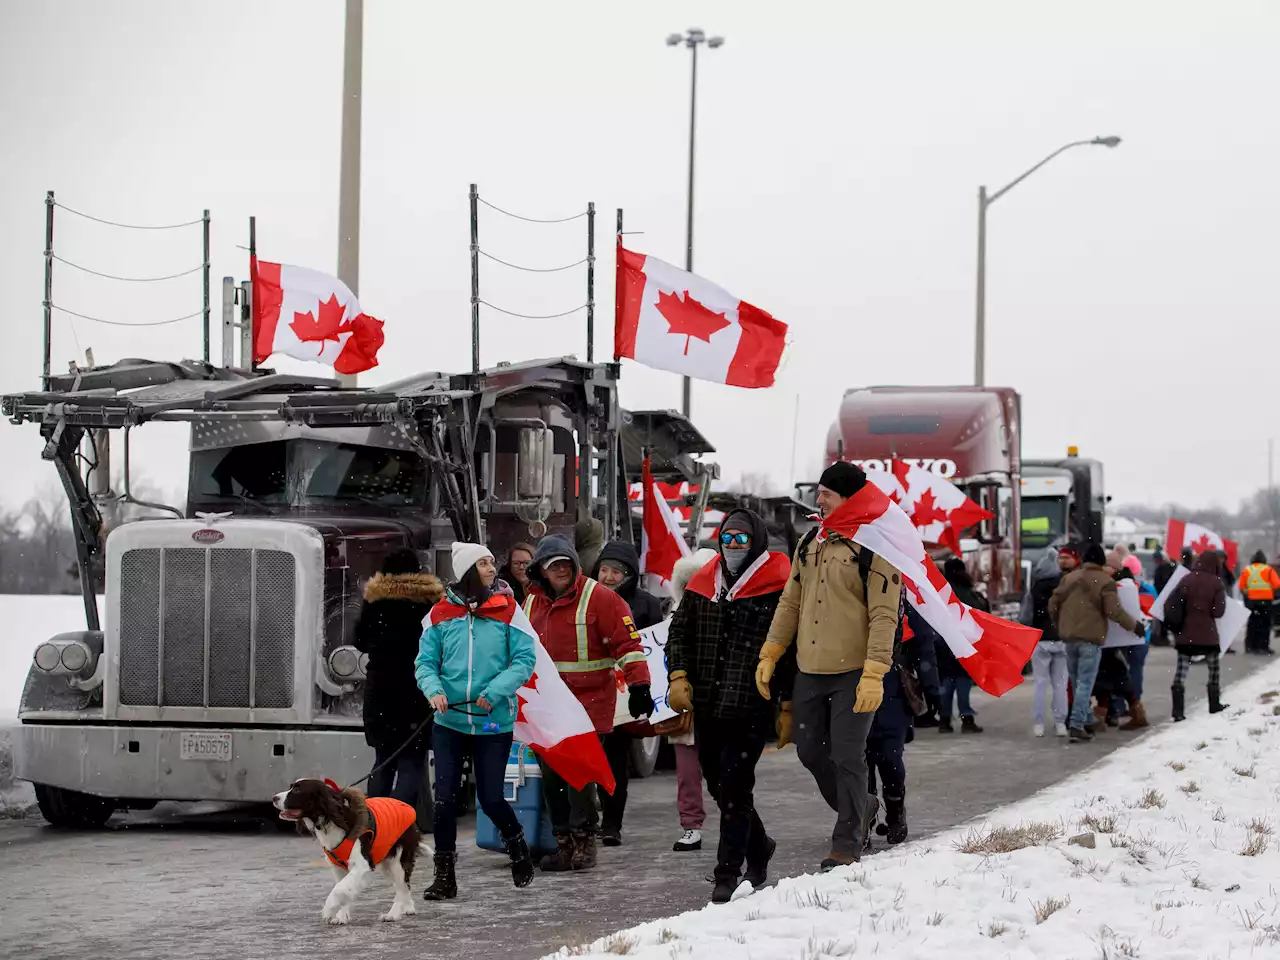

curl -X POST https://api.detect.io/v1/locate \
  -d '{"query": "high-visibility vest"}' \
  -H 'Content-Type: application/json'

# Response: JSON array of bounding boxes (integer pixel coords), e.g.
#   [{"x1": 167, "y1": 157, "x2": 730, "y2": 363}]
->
[
  {"x1": 1244, "y1": 564, "x2": 1277, "y2": 598},
  {"x1": 524, "y1": 580, "x2": 623, "y2": 673}
]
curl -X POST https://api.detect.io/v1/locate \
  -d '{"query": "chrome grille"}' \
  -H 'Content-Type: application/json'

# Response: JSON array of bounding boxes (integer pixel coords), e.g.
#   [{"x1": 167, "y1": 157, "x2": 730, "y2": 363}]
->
[{"x1": 118, "y1": 547, "x2": 296, "y2": 709}]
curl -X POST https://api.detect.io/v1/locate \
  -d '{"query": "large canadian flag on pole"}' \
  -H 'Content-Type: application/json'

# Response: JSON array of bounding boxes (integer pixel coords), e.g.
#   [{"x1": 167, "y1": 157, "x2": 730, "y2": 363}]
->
[
  {"x1": 1166, "y1": 518, "x2": 1238, "y2": 571},
  {"x1": 615, "y1": 246, "x2": 787, "y2": 388},
  {"x1": 819, "y1": 481, "x2": 1040, "y2": 696},
  {"x1": 865, "y1": 461, "x2": 993, "y2": 555},
  {"x1": 252, "y1": 258, "x2": 385, "y2": 374},
  {"x1": 639, "y1": 456, "x2": 691, "y2": 586}
]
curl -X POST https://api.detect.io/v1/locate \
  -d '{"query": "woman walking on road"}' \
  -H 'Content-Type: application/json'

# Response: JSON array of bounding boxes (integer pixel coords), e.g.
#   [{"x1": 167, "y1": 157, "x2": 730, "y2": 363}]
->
[
  {"x1": 937, "y1": 558, "x2": 986, "y2": 734},
  {"x1": 1023, "y1": 547, "x2": 1070, "y2": 738},
  {"x1": 354, "y1": 549, "x2": 443, "y2": 819},
  {"x1": 1167, "y1": 551, "x2": 1229, "y2": 721},
  {"x1": 415, "y1": 542, "x2": 538, "y2": 900}
]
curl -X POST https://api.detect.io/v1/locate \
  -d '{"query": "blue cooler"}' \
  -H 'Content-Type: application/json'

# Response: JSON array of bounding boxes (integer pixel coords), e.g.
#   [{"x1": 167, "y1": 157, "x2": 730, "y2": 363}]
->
[{"x1": 475, "y1": 741, "x2": 557, "y2": 857}]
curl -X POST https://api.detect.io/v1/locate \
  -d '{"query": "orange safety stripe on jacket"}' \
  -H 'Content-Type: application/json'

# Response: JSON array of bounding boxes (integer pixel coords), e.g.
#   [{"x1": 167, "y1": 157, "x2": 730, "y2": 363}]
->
[
  {"x1": 324, "y1": 796, "x2": 418, "y2": 870},
  {"x1": 1239, "y1": 563, "x2": 1280, "y2": 601}
]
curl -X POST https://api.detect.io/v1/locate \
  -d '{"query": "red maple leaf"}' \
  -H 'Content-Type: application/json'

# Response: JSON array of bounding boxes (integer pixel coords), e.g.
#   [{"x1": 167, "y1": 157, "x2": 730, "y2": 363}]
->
[
  {"x1": 290, "y1": 294, "x2": 352, "y2": 350},
  {"x1": 655, "y1": 289, "x2": 731, "y2": 355},
  {"x1": 1191, "y1": 533, "x2": 1216, "y2": 555},
  {"x1": 902, "y1": 577, "x2": 924, "y2": 607},
  {"x1": 911, "y1": 489, "x2": 949, "y2": 531}
]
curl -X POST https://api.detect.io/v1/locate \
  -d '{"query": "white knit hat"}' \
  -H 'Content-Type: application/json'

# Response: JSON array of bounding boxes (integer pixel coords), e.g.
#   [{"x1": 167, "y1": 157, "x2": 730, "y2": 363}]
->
[{"x1": 451, "y1": 542, "x2": 494, "y2": 579}]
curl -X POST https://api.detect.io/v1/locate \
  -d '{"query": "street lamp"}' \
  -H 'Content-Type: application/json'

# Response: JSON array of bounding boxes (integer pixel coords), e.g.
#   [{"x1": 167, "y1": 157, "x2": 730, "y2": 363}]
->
[
  {"x1": 974, "y1": 135, "x2": 1122, "y2": 387},
  {"x1": 667, "y1": 28, "x2": 724, "y2": 418}
]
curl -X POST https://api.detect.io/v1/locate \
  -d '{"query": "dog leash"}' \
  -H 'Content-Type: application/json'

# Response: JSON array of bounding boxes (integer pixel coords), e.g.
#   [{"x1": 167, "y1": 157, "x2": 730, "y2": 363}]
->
[{"x1": 338, "y1": 700, "x2": 492, "y2": 792}]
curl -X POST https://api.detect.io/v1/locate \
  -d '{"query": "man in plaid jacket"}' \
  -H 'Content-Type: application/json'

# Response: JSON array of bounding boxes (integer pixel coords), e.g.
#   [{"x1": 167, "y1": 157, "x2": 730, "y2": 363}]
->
[{"x1": 666, "y1": 509, "x2": 794, "y2": 904}]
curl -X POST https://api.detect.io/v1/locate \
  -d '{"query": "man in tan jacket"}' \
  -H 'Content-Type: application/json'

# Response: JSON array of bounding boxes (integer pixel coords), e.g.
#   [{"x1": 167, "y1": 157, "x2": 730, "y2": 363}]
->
[
  {"x1": 756, "y1": 462, "x2": 902, "y2": 869},
  {"x1": 1049, "y1": 543, "x2": 1144, "y2": 742}
]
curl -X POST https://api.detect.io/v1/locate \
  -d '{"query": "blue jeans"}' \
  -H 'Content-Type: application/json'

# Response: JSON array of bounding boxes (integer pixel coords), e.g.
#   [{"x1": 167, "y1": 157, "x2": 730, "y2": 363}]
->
[
  {"x1": 938, "y1": 674, "x2": 975, "y2": 720},
  {"x1": 431, "y1": 724, "x2": 520, "y2": 854},
  {"x1": 1065, "y1": 640, "x2": 1103, "y2": 729},
  {"x1": 1125, "y1": 643, "x2": 1149, "y2": 701}
]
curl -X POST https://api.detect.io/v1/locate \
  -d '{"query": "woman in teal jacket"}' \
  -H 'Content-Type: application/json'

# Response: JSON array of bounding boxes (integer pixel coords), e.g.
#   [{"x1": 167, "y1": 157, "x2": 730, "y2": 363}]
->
[{"x1": 415, "y1": 542, "x2": 537, "y2": 901}]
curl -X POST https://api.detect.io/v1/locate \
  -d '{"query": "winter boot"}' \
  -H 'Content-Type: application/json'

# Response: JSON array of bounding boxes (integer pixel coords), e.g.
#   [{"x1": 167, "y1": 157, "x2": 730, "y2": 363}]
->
[
  {"x1": 570, "y1": 829, "x2": 597, "y2": 871},
  {"x1": 539, "y1": 834, "x2": 576, "y2": 872},
  {"x1": 1171, "y1": 685, "x2": 1186, "y2": 722},
  {"x1": 744, "y1": 836, "x2": 777, "y2": 889},
  {"x1": 1208, "y1": 684, "x2": 1228, "y2": 714},
  {"x1": 883, "y1": 792, "x2": 908, "y2": 845},
  {"x1": 422, "y1": 852, "x2": 457, "y2": 901},
  {"x1": 937, "y1": 718, "x2": 955, "y2": 734},
  {"x1": 820, "y1": 851, "x2": 859, "y2": 872},
  {"x1": 1068, "y1": 726, "x2": 1094, "y2": 743},
  {"x1": 711, "y1": 874, "x2": 739, "y2": 904},
  {"x1": 961, "y1": 716, "x2": 984, "y2": 734},
  {"x1": 504, "y1": 831, "x2": 534, "y2": 889},
  {"x1": 1120, "y1": 700, "x2": 1149, "y2": 731},
  {"x1": 600, "y1": 824, "x2": 622, "y2": 847},
  {"x1": 863, "y1": 793, "x2": 881, "y2": 850},
  {"x1": 1092, "y1": 703, "x2": 1109, "y2": 731}
]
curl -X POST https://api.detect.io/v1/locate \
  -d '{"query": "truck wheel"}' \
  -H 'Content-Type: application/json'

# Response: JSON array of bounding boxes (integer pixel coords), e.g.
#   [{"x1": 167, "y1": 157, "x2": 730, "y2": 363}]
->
[
  {"x1": 628, "y1": 736, "x2": 661, "y2": 779},
  {"x1": 33, "y1": 784, "x2": 117, "y2": 829}
]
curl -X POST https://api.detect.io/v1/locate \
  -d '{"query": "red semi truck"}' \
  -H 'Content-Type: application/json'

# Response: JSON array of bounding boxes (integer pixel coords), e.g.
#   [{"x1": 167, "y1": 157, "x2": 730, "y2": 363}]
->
[{"x1": 822, "y1": 385, "x2": 1023, "y2": 608}]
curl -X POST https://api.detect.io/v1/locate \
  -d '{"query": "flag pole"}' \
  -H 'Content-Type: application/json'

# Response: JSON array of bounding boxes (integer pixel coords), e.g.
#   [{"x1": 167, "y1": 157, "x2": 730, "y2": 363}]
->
[
  {"x1": 247, "y1": 216, "x2": 257, "y2": 371},
  {"x1": 586, "y1": 201, "x2": 595, "y2": 363},
  {"x1": 614, "y1": 208, "x2": 623, "y2": 362},
  {"x1": 470, "y1": 183, "x2": 480, "y2": 373}
]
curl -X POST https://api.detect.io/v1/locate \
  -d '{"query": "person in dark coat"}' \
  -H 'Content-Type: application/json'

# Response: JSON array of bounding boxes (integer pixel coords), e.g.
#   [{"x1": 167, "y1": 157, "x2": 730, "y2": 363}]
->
[
  {"x1": 497, "y1": 541, "x2": 535, "y2": 607},
  {"x1": 1168, "y1": 551, "x2": 1228, "y2": 720},
  {"x1": 592, "y1": 539, "x2": 664, "y2": 847},
  {"x1": 353, "y1": 549, "x2": 445, "y2": 819},
  {"x1": 865, "y1": 604, "x2": 939, "y2": 848},
  {"x1": 1151, "y1": 549, "x2": 1177, "y2": 647},
  {"x1": 936, "y1": 557, "x2": 987, "y2": 734}
]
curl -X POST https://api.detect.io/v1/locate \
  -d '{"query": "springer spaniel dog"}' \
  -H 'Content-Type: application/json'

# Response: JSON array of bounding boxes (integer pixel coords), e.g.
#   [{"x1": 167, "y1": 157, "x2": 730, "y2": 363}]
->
[{"x1": 274, "y1": 778, "x2": 431, "y2": 924}]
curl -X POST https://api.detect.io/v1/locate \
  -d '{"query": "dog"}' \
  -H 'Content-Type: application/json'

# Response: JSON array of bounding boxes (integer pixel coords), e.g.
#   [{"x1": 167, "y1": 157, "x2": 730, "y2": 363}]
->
[{"x1": 274, "y1": 778, "x2": 432, "y2": 924}]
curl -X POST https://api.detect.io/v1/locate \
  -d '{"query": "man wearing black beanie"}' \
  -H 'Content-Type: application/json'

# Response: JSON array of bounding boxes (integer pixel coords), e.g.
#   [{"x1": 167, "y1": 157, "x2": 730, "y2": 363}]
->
[{"x1": 756, "y1": 460, "x2": 902, "y2": 870}]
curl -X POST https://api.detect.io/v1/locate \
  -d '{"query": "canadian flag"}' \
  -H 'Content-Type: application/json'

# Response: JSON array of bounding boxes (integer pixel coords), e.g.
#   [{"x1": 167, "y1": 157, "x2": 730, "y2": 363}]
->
[
  {"x1": 819, "y1": 481, "x2": 1040, "y2": 696},
  {"x1": 1166, "y1": 518, "x2": 1238, "y2": 572},
  {"x1": 864, "y1": 461, "x2": 993, "y2": 555},
  {"x1": 252, "y1": 258, "x2": 385, "y2": 374},
  {"x1": 615, "y1": 246, "x2": 787, "y2": 388},
  {"x1": 639, "y1": 456, "x2": 691, "y2": 586},
  {"x1": 509, "y1": 605, "x2": 615, "y2": 794}
]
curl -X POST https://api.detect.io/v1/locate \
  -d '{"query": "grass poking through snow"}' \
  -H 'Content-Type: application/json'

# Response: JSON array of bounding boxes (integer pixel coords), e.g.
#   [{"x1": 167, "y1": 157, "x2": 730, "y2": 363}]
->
[
  {"x1": 1033, "y1": 895, "x2": 1071, "y2": 924},
  {"x1": 954, "y1": 821, "x2": 1064, "y2": 855}
]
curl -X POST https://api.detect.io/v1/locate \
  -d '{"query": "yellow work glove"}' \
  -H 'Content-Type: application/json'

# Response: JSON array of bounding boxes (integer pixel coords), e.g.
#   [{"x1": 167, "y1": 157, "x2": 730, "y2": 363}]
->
[
  {"x1": 776, "y1": 702, "x2": 794, "y2": 749},
  {"x1": 756, "y1": 640, "x2": 789, "y2": 699},
  {"x1": 667, "y1": 670, "x2": 694, "y2": 714},
  {"x1": 853, "y1": 661, "x2": 890, "y2": 713}
]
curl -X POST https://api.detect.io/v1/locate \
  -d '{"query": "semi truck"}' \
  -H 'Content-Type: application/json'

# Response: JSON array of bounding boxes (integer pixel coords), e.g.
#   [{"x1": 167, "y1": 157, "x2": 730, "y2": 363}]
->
[{"x1": 1021, "y1": 447, "x2": 1107, "y2": 568}]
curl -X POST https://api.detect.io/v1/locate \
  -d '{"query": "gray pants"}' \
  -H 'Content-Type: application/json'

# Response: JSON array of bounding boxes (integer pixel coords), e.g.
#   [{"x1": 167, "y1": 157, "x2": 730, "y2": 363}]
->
[{"x1": 793, "y1": 669, "x2": 875, "y2": 858}]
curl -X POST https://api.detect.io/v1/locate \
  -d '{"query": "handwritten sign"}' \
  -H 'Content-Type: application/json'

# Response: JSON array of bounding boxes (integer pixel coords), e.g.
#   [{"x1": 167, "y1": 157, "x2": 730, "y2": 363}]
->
[{"x1": 612, "y1": 619, "x2": 678, "y2": 728}]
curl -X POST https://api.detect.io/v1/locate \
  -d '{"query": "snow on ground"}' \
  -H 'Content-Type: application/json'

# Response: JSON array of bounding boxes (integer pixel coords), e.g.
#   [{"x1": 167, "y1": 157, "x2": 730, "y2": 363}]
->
[
  {"x1": 0, "y1": 594, "x2": 99, "y2": 814},
  {"x1": 553, "y1": 660, "x2": 1280, "y2": 960}
]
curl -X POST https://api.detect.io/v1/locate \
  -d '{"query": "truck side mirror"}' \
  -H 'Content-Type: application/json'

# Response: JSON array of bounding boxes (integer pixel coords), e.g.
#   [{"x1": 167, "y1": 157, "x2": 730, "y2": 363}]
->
[{"x1": 517, "y1": 428, "x2": 554, "y2": 500}]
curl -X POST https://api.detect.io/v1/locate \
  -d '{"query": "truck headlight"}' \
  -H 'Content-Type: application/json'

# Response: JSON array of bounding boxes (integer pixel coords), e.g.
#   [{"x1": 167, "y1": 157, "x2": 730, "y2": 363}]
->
[
  {"x1": 327, "y1": 646, "x2": 365, "y2": 681},
  {"x1": 34, "y1": 642, "x2": 62, "y2": 672},
  {"x1": 33, "y1": 639, "x2": 94, "y2": 676}
]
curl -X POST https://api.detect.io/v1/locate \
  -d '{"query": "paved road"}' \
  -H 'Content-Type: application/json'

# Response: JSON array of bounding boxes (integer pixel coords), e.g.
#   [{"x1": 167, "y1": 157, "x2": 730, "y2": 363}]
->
[{"x1": 0, "y1": 646, "x2": 1269, "y2": 960}]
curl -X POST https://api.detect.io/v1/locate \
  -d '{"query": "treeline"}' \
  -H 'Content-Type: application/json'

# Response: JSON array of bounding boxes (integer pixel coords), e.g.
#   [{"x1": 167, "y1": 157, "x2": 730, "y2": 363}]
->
[{"x1": 1116, "y1": 484, "x2": 1280, "y2": 560}]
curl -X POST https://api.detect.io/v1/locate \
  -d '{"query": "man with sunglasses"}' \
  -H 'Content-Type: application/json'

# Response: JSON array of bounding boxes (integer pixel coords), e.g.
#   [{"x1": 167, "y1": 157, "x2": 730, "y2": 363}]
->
[
  {"x1": 523, "y1": 533, "x2": 654, "y2": 872},
  {"x1": 667, "y1": 510, "x2": 794, "y2": 903}
]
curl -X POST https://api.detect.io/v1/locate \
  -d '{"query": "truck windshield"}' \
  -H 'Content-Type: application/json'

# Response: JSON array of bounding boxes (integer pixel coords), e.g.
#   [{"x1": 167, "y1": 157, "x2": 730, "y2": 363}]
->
[
  {"x1": 190, "y1": 439, "x2": 427, "y2": 509},
  {"x1": 1021, "y1": 496, "x2": 1067, "y2": 548}
]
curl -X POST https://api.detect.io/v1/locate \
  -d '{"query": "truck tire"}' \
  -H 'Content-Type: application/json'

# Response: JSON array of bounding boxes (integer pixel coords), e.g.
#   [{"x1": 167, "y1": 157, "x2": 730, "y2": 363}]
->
[
  {"x1": 628, "y1": 736, "x2": 661, "y2": 779},
  {"x1": 34, "y1": 784, "x2": 117, "y2": 829}
]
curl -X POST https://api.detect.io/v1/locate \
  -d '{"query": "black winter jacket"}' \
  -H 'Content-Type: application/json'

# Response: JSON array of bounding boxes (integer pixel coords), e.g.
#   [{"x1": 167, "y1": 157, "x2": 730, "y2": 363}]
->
[
  {"x1": 592, "y1": 540, "x2": 664, "y2": 629},
  {"x1": 353, "y1": 572, "x2": 444, "y2": 749}
]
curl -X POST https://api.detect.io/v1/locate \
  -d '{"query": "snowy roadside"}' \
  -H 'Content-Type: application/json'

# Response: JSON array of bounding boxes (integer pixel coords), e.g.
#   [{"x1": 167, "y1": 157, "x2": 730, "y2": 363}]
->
[{"x1": 552, "y1": 660, "x2": 1280, "y2": 960}]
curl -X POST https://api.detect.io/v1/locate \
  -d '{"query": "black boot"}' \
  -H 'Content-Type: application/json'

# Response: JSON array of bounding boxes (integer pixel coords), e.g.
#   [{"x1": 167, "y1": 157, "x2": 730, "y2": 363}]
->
[
  {"x1": 504, "y1": 831, "x2": 534, "y2": 888},
  {"x1": 711, "y1": 874, "x2": 739, "y2": 904},
  {"x1": 1208, "y1": 684, "x2": 1228, "y2": 714},
  {"x1": 863, "y1": 793, "x2": 881, "y2": 851},
  {"x1": 1172, "y1": 685, "x2": 1186, "y2": 722},
  {"x1": 540, "y1": 834, "x2": 575, "y2": 872},
  {"x1": 422, "y1": 851, "x2": 457, "y2": 901},
  {"x1": 743, "y1": 836, "x2": 777, "y2": 889},
  {"x1": 883, "y1": 792, "x2": 908, "y2": 845}
]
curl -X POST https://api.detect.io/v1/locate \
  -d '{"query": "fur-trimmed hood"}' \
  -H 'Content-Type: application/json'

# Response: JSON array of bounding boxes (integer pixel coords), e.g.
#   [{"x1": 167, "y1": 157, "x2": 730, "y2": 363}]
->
[
  {"x1": 363, "y1": 571, "x2": 445, "y2": 605},
  {"x1": 671, "y1": 548, "x2": 718, "y2": 608}
]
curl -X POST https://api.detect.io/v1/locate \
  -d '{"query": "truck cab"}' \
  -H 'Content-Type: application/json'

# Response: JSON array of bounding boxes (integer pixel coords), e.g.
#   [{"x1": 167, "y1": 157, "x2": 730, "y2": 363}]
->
[
  {"x1": 5, "y1": 356, "x2": 626, "y2": 826},
  {"x1": 1022, "y1": 448, "x2": 1106, "y2": 568}
]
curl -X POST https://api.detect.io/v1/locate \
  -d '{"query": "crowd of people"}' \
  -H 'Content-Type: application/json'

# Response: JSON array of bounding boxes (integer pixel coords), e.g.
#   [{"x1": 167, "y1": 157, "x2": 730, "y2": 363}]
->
[{"x1": 351, "y1": 464, "x2": 1280, "y2": 906}]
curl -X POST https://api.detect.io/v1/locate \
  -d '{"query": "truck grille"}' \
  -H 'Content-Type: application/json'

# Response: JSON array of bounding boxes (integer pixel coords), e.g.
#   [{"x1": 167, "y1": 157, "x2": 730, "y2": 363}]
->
[{"x1": 118, "y1": 548, "x2": 296, "y2": 709}]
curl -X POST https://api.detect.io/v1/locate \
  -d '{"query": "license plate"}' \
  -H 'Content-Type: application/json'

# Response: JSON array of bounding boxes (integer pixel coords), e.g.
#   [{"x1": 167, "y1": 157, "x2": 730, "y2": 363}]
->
[{"x1": 179, "y1": 732, "x2": 233, "y2": 762}]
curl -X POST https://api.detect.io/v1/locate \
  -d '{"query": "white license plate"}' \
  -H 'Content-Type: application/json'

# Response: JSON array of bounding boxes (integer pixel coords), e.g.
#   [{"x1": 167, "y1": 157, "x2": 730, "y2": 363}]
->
[{"x1": 179, "y1": 732, "x2": 233, "y2": 762}]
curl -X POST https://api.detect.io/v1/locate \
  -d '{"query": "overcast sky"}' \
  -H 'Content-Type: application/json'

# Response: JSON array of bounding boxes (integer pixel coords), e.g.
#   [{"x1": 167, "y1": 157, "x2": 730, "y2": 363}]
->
[{"x1": 2, "y1": 0, "x2": 1277, "y2": 511}]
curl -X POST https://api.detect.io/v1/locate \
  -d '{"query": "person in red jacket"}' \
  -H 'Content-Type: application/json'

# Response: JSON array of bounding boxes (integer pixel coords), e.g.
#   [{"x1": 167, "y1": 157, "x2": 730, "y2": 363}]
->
[{"x1": 522, "y1": 533, "x2": 653, "y2": 872}]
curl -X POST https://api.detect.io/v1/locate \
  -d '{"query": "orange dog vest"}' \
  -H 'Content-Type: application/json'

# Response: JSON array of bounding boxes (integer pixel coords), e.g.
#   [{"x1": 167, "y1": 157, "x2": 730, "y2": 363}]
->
[{"x1": 324, "y1": 796, "x2": 418, "y2": 870}]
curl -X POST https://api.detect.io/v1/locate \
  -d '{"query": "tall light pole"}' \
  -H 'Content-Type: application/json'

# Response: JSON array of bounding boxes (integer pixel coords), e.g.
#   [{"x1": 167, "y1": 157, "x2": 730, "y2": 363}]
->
[
  {"x1": 974, "y1": 135, "x2": 1121, "y2": 387},
  {"x1": 667, "y1": 28, "x2": 723, "y2": 418},
  {"x1": 336, "y1": 0, "x2": 363, "y2": 388}
]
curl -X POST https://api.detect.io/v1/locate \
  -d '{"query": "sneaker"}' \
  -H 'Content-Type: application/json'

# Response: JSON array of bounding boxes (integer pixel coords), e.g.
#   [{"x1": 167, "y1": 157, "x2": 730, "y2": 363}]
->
[
  {"x1": 1033, "y1": 723, "x2": 1046, "y2": 738},
  {"x1": 1068, "y1": 726, "x2": 1094, "y2": 743},
  {"x1": 961, "y1": 716, "x2": 984, "y2": 734},
  {"x1": 673, "y1": 829, "x2": 702, "y2": 852},
  {"x1": 937, "y1": 719, "x2": 955, "y2": 734},
  {"x1": 1055, "y1": 722, "x2": 1069, "y2": 737}
]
